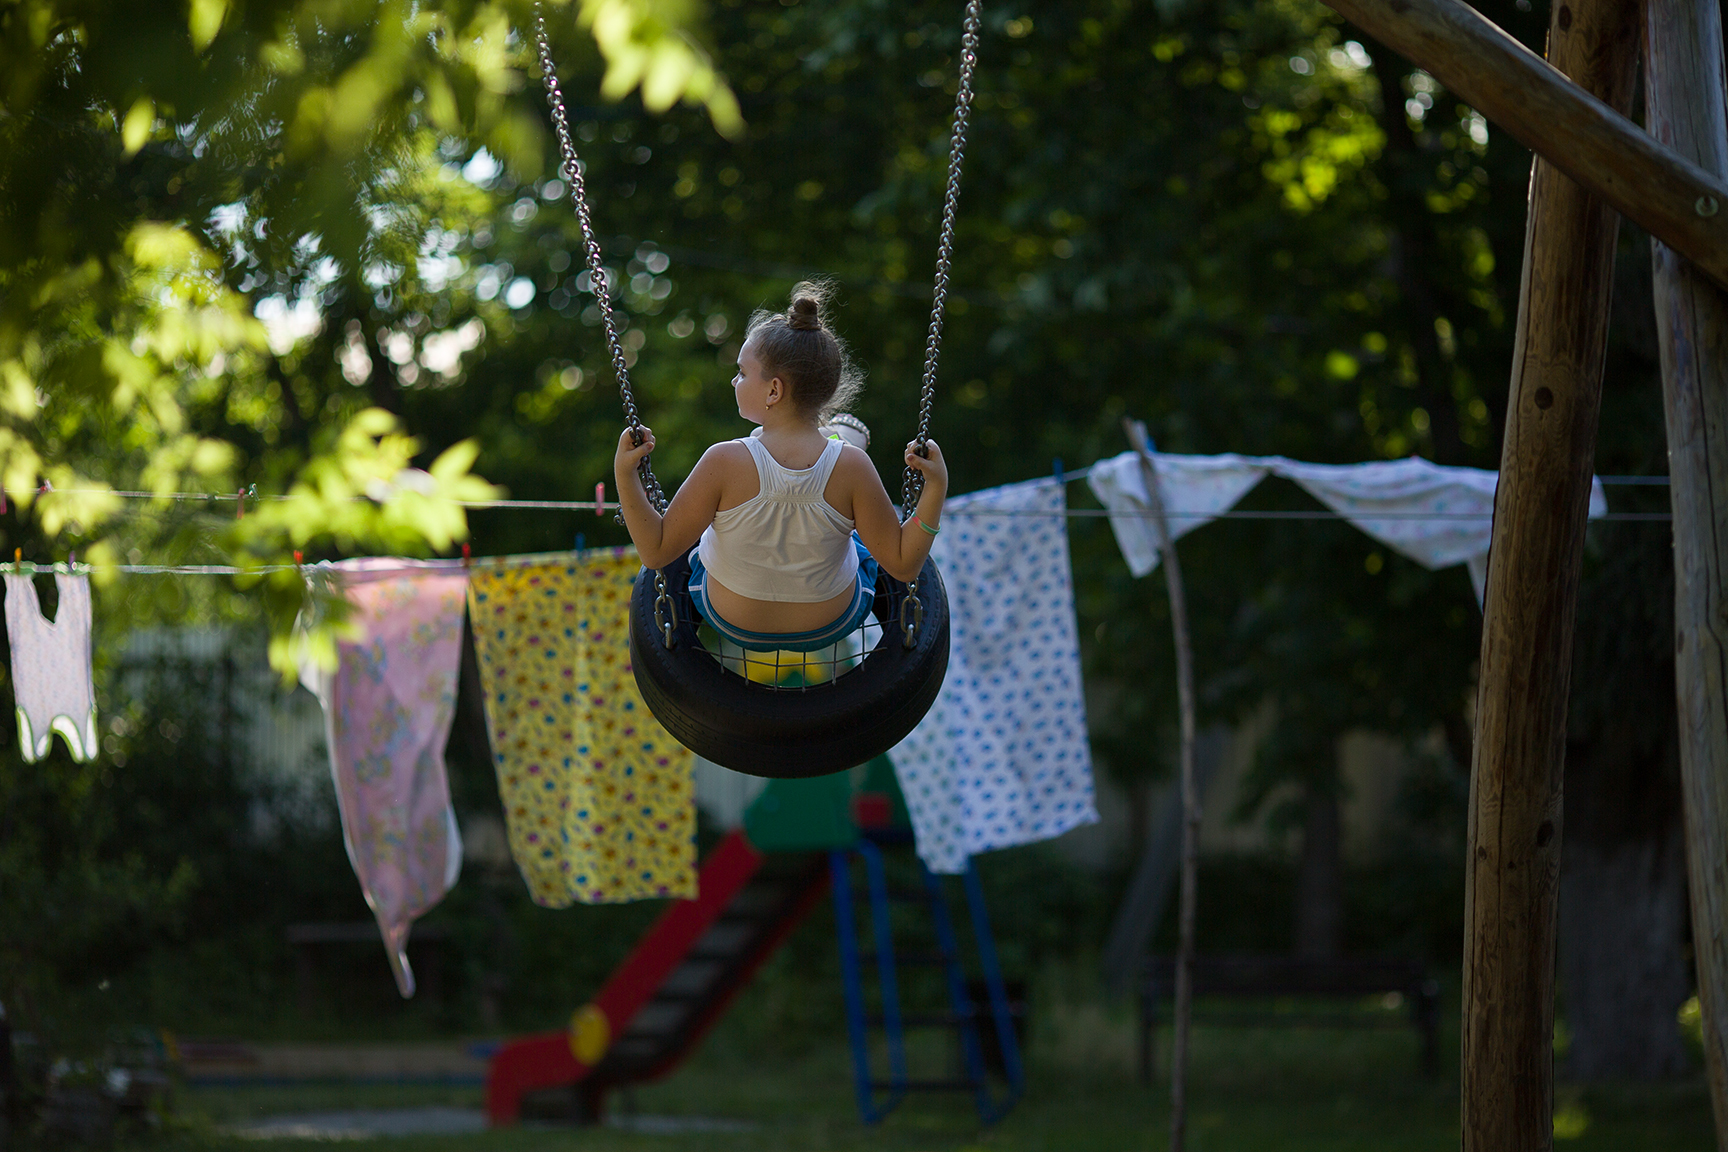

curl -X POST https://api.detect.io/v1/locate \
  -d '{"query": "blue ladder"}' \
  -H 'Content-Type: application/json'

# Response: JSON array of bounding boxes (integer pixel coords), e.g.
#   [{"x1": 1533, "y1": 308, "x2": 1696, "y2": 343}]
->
[{"x1": 830, "y1": 837, "x2": 1024, "y2": 1126}]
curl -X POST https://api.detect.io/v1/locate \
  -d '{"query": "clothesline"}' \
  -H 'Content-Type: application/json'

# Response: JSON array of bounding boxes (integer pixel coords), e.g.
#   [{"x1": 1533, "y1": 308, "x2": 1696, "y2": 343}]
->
[
  {"x1": 0, "y1": 548, "x2": 627, "y2": 578},
  {"x1": 28, "y1": 488, "x2": 624, "y2": 514},
  {"x1": 11, "y1": 471, "x2": 1671, "y2": 508},
  {"x1": 951, "y1": 508, "x2": 1670, "y2": 521}
]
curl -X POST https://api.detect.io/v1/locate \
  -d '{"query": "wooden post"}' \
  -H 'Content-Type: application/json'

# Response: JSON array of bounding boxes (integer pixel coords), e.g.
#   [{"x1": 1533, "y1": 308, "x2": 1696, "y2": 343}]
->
[
  {"x1": 1644, "y1": 0, "x2": 1728, "y2": 1141},
  {"x1": 1462, "y1": 0, "x2": 1637, "y2": 1145},
  {"x1": 1123, "y1": 419, "x2": 1200, "y2": 1152},
  {"x1": 1316, "y1": 0, "x2": 1728, "y2": 293}
]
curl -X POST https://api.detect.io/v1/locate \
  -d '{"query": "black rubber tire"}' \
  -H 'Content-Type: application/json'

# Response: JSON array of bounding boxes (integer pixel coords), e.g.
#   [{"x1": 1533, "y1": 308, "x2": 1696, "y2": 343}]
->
[{"x1": 629, "y1": 555, "x2": 950, "y2": 778}]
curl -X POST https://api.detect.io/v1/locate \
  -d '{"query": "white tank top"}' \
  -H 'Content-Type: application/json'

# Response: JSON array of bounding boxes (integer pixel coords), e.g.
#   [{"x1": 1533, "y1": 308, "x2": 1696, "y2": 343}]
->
[{"x1": 697, "y1": 436, "x2": 859, "y2": 602}]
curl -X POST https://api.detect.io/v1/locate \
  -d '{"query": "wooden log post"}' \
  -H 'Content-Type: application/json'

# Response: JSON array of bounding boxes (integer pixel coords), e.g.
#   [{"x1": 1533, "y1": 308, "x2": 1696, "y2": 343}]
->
[
  {"x1": 1461, "y1": 0, "x2": 1637, "y2": 1146},
  {"x1": 1124, "y1": 418, "x2": 1200, "y2": 1152},
  {"x1": 1316, "y1": 0, "x2": 1728, "y2": 293},
  {"x1": 1644, "y1": 0, "x2": 1728, "y2": 1141}
]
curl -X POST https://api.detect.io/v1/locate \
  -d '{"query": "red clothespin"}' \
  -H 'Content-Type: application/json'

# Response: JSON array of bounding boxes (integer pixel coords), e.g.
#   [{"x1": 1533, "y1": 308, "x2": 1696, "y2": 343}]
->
[
  {"x1": 461, "y1": 542, "x2": 472, "y2": 567},
  {"x1": 595, "y1": 481, "x2": 606, "y2": 517},
  {"x1": 293, "y1": 550, "x2": 303, "y2": 565}
]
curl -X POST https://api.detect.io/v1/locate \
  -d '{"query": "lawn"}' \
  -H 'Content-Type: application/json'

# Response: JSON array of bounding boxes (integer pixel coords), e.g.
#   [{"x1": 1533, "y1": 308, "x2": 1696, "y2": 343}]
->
[{"x1": 148, "y1": 994, "x2": 1714, "y2": 1151}]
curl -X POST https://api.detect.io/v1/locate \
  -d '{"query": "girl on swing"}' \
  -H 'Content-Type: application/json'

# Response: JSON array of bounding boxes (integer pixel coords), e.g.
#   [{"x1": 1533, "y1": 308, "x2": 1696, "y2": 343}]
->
[{"x1": 615, "y1": 282, "x2": 948, "y2": 653}]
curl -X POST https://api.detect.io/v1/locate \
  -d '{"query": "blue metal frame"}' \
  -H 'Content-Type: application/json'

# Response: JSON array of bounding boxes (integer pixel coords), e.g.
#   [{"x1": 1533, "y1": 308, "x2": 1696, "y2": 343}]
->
[{"x1": 831, "y1": 841, "x2": 1024, "y2": 1127}]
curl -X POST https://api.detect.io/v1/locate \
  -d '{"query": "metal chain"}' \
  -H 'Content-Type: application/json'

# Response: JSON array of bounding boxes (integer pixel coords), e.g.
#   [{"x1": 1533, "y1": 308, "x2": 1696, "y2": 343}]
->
[
  {"x1": 533, "y1": 5, "x2": 667, "y2": 514},
  {"x1": 902, "y1": 0, "x2": 983, "y2": 517}
]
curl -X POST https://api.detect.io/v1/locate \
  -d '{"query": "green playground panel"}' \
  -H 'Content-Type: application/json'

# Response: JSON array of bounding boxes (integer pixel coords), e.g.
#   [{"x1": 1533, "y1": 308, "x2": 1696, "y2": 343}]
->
[{"x1": 743, "y1": 755, "x2": 910, "y2": 852}]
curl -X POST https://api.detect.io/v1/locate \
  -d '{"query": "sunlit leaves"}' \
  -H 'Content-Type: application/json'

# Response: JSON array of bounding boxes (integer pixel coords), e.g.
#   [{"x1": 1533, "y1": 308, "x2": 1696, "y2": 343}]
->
[{"x1": 571, "y1": 0, "x2": 743, "y2": 137}]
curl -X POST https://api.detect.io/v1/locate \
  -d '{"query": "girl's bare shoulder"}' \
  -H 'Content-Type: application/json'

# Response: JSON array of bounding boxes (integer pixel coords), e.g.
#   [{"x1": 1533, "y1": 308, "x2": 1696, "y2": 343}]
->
[
  {"x1": 698, "y1": 439, "x2": 754, "y2": 471},
  {"x1": 831, "y1": 443, "x2": 888, "y2": 494}
]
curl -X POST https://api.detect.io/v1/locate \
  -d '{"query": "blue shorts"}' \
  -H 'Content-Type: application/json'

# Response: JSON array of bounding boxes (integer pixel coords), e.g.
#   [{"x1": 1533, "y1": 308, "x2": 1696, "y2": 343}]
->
[{"x1": 688, "y1": 535, "x2": 880, "y2": 653}]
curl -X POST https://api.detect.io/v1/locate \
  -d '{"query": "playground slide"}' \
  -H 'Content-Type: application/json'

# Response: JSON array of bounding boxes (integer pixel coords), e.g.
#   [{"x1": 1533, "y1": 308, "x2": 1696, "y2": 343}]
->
[{"x1": 484, "y1": 830, "x2": 829, "y2": 1125}]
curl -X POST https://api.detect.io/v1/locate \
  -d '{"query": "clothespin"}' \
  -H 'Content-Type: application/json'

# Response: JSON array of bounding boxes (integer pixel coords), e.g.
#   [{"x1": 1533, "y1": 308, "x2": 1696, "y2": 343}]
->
[
  {"x1": 293, "y1": 550, "x2": 303, "y2": 566},
  {"x1": 37, "y1": 480, "x2": 51, "y2": 495},
  {"x1": 461, "y1": 542, "x2": 472, "y2": 567},
  {"x1": 236, "y1": 488, "x2": 246, "y2": 520},
  {"x1": 574, "y1": 533, "x2": 586, "y2": 553},
  {"x1": 1053, "y1": 457, "x2": 1065, "y2": 486},
  {"x1": 595, "y1": 481, "x2": 606, "y2": 517}
]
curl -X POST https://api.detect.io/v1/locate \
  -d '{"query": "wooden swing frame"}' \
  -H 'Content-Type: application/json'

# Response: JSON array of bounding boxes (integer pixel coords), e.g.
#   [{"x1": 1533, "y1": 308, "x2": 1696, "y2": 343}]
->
[{"x1": 1313, "y1": 0, "x2": 1728, "y2": 1147}]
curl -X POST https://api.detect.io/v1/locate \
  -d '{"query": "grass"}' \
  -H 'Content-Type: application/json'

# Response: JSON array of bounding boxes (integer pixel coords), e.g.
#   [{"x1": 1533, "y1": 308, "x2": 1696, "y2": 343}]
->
[{"x1": 130, "y1": 991, "x2": 1716, "y2": 1151}]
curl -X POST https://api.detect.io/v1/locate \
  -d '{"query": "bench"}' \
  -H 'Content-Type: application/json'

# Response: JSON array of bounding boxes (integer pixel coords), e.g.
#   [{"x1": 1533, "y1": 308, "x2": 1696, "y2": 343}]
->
[
  {"x1": 1138, "y1": 955, "x2": 1440, "y2": 1083},
  {"x1": 286, "y1": 923, "x2": 449, "y2": 1011}
]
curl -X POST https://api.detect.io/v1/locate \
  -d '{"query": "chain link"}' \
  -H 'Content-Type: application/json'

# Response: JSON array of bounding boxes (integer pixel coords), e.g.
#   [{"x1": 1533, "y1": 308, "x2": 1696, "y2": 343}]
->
[
  {"x1": 902, "y1": 0, "x2": 983, "y2": 517},
  {"x1": 533, "y1": 5, "x2": 667, "y2": 515}
]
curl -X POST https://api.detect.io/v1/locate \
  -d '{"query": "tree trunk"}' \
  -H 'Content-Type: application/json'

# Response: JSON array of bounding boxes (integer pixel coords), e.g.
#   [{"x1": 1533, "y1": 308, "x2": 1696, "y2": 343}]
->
[
  {"x1": 1362, "y1": 38, "x2": 1471, "y2": 464},
  {"x1": 1561, "y1": 507, "x2": 1690, "y2": 1082},
  {"x1": 1295, "y1": 786, "x2": 1344, "y2": 958},
  {"x1": 1560, "y1": 827, "x2": 1689, "y2": 1080},
  {"x1": 1644, "y1": 0, "x2": 1728, "y2": 1136},
  {"x1": 1461, "y1": 0, "x2": 1637, "y2": 1145}
]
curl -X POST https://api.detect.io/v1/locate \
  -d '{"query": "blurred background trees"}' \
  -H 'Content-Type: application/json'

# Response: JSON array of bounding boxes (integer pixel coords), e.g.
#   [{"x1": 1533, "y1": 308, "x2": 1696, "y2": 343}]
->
[{"x1": 0, "y1": 0, "x2": 1687, "y2": 1083}]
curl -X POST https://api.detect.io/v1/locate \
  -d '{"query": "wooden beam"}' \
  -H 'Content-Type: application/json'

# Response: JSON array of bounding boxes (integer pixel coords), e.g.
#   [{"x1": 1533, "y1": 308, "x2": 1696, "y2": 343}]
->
[
  {"x1": 1320, "y1": 0, "x2": 1728, "y2": 295},
  {"x1": 1124, "y1": 419, "x2": 1200, "y2": 1152},
  {"x1": 1644, "y1": 0, "x2": 1728, "y2": 1143},
  {"x1": 1461, "y1": 0, "x2": 1637, "y2": 1145}
]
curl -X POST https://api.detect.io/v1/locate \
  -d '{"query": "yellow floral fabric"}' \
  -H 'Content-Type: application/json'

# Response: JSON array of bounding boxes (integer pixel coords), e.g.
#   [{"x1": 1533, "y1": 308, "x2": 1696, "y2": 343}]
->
[{"x1": 467, "y1": 549, "x2": 695, "y2": 906}]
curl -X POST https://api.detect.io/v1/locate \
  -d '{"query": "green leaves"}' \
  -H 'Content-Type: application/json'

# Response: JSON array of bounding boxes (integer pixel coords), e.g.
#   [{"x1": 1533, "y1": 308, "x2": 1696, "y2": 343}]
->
[
  {"x1": 572, "y1": 0, "x2": 743, "y2": 137},
  {"x1": 187, "y1": 0, "x2": 228, "y2": 51}
]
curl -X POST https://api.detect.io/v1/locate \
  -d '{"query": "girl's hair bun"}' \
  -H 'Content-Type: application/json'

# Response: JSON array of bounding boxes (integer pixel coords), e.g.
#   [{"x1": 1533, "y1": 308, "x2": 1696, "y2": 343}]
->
[
  {"x1": 746, "y1": 278, "x2": 862, "y2": 419},
  {"x1": 787, "y1": 294, "x2": 821, "y2": 331}
]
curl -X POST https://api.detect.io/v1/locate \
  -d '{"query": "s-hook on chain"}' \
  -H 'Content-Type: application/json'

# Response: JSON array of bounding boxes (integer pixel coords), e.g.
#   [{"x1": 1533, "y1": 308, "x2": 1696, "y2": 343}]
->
[
  {"x1": 533, "y1": 4, "x2": 667, "y2": 516},
  {"x1": 902, "y1": 0, "x2": 983, "y2": 519}
]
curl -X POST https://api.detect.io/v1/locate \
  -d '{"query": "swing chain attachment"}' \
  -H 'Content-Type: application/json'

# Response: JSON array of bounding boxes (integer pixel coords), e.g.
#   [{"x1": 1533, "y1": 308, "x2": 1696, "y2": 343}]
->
[
  {"x1": 653, "y1": 570, "x2": 678, "y2": 649},
  {"x1": 899, "y1": 580, "x2": 923, "y2": 649},
  {"x1": 902, "y1": 0, "x2": 983, "y2": 519},
  {"x1": 533, "y1": 4, "x2": 667, "y2": 519}
]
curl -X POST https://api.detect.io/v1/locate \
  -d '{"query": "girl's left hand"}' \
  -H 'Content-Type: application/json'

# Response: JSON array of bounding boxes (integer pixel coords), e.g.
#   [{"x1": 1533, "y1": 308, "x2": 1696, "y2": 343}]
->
[
  {"x1": 616, "y1": 425, "x2": 656, "y2": 473},
  {"x1": 904, "y1": 437, "x2": 948, "y2": 491}
]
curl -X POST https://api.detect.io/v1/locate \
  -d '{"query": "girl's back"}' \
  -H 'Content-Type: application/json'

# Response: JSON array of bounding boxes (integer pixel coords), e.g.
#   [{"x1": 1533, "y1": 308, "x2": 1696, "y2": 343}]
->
[{"x1": 699, "y1": 435, "x2": 858, "y2": 603}]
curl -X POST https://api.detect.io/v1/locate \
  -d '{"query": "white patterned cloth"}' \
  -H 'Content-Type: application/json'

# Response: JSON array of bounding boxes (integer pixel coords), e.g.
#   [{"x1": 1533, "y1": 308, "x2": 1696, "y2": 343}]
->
[
  {"x1": 1270, "y1": 457, "x2": 1607, "y2": 600},
  {"x1": 5, "y1": 573, "x2": 98, "y2": 763},
  {"x1": 1087, "y1": 452, "x2": 1272, "y2": 576},
  {"x1": 890, "y1": 477, "x2": 1099, "y2": 874},
  {"x1": 1088, "y1": 451, "x2": 1610, "y2": 602}
]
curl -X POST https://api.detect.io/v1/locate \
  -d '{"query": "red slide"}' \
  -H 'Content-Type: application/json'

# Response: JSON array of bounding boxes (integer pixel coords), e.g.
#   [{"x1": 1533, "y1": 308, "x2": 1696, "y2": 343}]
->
[{"x1": 485, "y1": 831, "x2": 829, "y2": 1125}]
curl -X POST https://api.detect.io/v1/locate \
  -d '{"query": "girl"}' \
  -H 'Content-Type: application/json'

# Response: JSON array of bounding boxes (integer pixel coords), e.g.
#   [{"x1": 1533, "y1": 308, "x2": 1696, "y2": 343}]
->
[{"x1": 614, "y1": 282, "x2": 948, "y2": 652}]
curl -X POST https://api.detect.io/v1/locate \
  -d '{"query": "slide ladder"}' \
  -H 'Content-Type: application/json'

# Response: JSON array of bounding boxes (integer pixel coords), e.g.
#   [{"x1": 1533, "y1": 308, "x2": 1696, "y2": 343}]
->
[
  {"x1": 485, "y1": 831, "x2": 827, "y2": 1124},
  {"x1": 831, "y1": 836, "x2": 1025, "y2": 1126}
]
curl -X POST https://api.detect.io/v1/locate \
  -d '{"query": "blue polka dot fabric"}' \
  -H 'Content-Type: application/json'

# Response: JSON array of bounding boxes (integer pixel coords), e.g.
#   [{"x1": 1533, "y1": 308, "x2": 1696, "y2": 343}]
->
[{"x1": 889, "y1": 477, "x2": 1099, "y2": 874}]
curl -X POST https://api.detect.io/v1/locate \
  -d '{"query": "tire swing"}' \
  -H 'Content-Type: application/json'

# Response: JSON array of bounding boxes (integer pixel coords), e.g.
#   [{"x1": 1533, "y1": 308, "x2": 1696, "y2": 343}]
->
[{"x1": 533, "y1": 0, "x2": 982, "y2": 778}]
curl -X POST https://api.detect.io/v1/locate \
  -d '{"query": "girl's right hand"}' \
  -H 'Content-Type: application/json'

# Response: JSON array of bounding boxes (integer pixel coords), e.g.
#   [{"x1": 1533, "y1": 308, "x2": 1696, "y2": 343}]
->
[{"x1": 616, "y1": 425, "x2": 655, "y2": 474}]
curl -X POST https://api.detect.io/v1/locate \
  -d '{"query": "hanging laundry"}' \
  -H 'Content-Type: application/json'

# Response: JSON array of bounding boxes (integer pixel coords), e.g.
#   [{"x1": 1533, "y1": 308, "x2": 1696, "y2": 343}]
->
[
  {"x1": 4, "y1": 572, "x2": 97, "y2": 763},
  {"x1": 1087, "y1": 451, "x2": 1272, "y2": 577},
  {"x1": 298, "y1": 559, "x2": 467, "y2": 998},
  {"x1": 1269, "y1": 457, "x2": 1609, "y2": 600},
  {"x1": 891, "y1": 478, "x2": 1099, "y2": 874},
  {"x1": 1088, "y1": 451, "x2": 1611, "y2": 602},
  {"x1": 467, "y1": 550, "x2": 695, "y2": 907}
]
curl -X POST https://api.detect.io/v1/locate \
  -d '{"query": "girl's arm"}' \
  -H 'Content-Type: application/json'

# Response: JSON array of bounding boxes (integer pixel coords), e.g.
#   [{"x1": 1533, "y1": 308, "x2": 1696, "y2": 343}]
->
[
  {"x1": 846, "y1": 439, "x2": 949, "y2": 583},
  {"x1": 614, "y1": 428, "x2": 735, "y2": 568}
]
